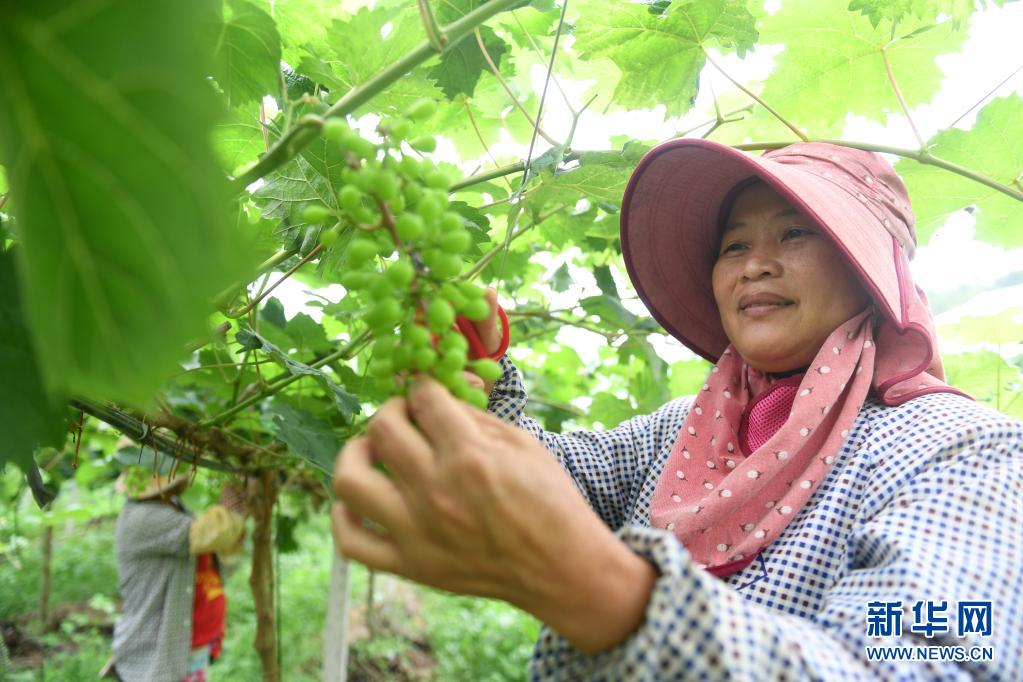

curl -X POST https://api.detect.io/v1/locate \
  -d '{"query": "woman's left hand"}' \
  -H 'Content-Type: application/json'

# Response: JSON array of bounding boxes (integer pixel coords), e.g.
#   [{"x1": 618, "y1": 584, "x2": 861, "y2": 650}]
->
[{"x1": 330, "y1": 377, "x2": 658, "y2": 654}]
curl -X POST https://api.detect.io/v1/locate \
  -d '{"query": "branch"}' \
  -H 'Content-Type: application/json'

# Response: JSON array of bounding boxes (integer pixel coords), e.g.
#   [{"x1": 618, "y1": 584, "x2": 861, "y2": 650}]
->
[
  {"x1": 881, "y1": 46, "x2": 926, "y2": 149},
  {"x1": 71, "y1": 398, "x2": 261, "y2": 474},
  {"x1": 702, "y1": 50, "x2": 808, "y2": 142},
  {"x1": 232, "y1": 0, "x2": 525, "y2": 190},
  {"x1": 474, "y1": 28, "x2": 559, "y2": 146},
  {"x1": 198, "y1": 329, "x2": 373, "y2": 428},
  {"x1": 735, "y1": 140, "x2": 1023, "y2": 203},
  {"x1": 225, "y1": 243, "x2": 324, "y2": 319}
]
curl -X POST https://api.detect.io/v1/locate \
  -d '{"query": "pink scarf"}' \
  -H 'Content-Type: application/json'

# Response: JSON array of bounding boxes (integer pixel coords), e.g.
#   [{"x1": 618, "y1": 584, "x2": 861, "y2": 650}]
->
[{"x1": 650, "y1": 276, "x2": 968, "y2": 577}]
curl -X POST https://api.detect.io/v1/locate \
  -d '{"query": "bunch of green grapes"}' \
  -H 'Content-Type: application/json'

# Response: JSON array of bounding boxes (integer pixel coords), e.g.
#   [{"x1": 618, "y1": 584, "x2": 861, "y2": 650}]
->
[{"x1": 302, "y1": 100, "x2": 501, "y2": 409}]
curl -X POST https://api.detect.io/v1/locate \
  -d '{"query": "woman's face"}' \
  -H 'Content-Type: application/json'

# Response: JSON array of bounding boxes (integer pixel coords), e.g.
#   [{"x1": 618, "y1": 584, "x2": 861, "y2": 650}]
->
[{"x1": 711, "y1": 181, "x2": 870, "y2": 374}]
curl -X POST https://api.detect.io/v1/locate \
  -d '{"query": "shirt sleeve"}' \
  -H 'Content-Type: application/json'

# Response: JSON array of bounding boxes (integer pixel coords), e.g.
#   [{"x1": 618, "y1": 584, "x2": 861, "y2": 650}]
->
[
  {"x1": 528, "y1": 426, "x2": 1023, "y2": 680},
  {"x1": 487, "y1": 354, "x2": 691, "y2": 530}
]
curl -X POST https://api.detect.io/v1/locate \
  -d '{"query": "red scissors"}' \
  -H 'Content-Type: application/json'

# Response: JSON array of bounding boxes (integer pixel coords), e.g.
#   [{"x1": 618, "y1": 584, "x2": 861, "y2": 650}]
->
[{"x1": 455, "y1": 304, "x2": 510, "y2": 360}]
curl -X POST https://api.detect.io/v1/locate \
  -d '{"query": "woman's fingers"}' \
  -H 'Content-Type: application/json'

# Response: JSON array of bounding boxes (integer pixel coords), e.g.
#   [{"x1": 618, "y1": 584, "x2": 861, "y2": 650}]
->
[
  {"x1": 332, "y1": 436, "x2": 408, "y2": 531},
  {"x1": 462, "y1": 370, "x2": 485, "y2": 391},
  {"x1": 470, "y1": 287, "x2": 502, "y2": 355},
  {"x1": 407, "y1": 376, "x2": 478, "y2": 455},
  {"x1": 364, "y1": 397, "x2": 433, "y2": 483},
  {"x1": 330, "y1": 502, "x2": 402, "y2": 573}
]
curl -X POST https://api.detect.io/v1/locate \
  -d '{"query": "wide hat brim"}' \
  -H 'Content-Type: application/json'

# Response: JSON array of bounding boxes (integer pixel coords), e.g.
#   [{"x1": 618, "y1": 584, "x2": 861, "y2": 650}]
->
[{"x1": 620, "y1": 139, "x2": 905, "y2": 362}]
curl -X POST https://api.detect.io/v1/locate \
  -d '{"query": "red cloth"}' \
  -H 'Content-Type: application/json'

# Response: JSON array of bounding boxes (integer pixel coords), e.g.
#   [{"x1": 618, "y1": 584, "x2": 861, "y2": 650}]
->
[
  {"x1": 739, "y1": 376, "x2": 800, "y2": 454},
  {"x1": 191, "y1": 554, "x2": 226, "y2": 658}
]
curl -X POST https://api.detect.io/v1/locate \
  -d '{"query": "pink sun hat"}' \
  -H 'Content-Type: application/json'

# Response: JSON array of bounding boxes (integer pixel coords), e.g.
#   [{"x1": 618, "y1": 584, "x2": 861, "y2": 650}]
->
[{"x1": 620, "y1": 139, "x2": 920, "y2": 364}]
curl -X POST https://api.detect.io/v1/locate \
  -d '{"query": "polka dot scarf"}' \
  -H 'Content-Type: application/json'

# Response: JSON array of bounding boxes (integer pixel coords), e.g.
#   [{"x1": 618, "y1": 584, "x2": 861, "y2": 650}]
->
[{"x1": 650, "y1": 300, "x2": 963, "y2": 578}]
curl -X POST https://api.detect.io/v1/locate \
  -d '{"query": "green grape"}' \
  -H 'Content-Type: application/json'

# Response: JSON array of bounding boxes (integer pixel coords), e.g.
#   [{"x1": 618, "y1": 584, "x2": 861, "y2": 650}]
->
[
  {"x1": 387, "y1": 119, "x2": 413, "y2": 141},
  {"x1": 340, "y1": 270, "x2": 372, "y2": 290},
  {"x1": 434, "y1": 370, "x2": 461, "y2": 392},
  {"x1": 402, "y1": 323, "x2": 432, "y2": 348},
  {"x1": 429, "y1": 252, "x2": 462, "y2": 279},
  {"x1": 299, "y1": 225, "x2": 321, "y2": 256},
  {"x1": 341, "y1": 131, "x2": 376, "y2": 160},
  {"x1": 424, "y1": 170, "x2": 449, "y2": 189},
  {"x1": 456, "y1": 281, "x2": 485, "y2": 300},
  {"x1": 369, "y1": 275, "x2": 393, "y2": 300},
  {"x1": 440, "y1": 230, "x2": 471, "y2": 254},
  {"x1": 416, "y1": 195, "x2": 444, "y2": 225},
  {"x1": 437, "y1": 351, "x2": 464, "y2": 374},
  {"x1": 389, "y1": 193, "x2": 406, "y2": 214},
  {"x1": 368, "y1": 171, "x2": 399, "y2": 202},
  {"x1": 464, "y1": 389, "x2": 489, "y2": 410},
  {"x1": 413, "y1": 346, "x2": 438, "y2": 370},
  {"x1": 393, "y1": 345, "x2": 412, "y2": 371},
  {"x1": 319, "y1": 225, "x2": 342, "y2": 248},
  {"x1": 324, "y1": 118, "x2": 349, "y2": 144},
  {"x1": 461, "y1": 297, "x2": 490, "y2": 321},
  {"x1": 403, "y1": 180, "x2": 424, "y2": 204},
  {"x1": 347, "y1": 238, "x2": 378, "y2": 265},
  {"x1": 395, "y1": 213, "x2": 424, "y2": 241},
  {"x1": 439, "y1": 330, "x2": 468, "y2": 356},
  {"x1": 427, "y1": 299, "x2": 455, "y2": 332},
  {"x1": 366, "y1": 299, "x2": 402, "y2": 330},
  {"x1": 338, "y1": 185, "x2": 362, "y2": 212},
  {"x1": 406, "y1": 98, "x2": 437, "y2": 122},
  {"x1": 439, "y1": 283, "x2": 466, "y2": 310},
  {"x1": 399, "y1": 156, "x2": 423, "y2": 180},
  {"x1": 373, "y1": 337, "x2": 398, "y2": 358},
  {"x1": 353, "y1": 206, "x2": 380, "y2": 226},
  {"x1": 385, "y1": 260, "x2": 414, "y2": 287},
  {"x1": 440, "y1": 212, "x2": 463, "y2": 233},
  {"x1": 369, "y1": 358, "x2": 394, "y2": 378},
  {"x1": 302, "y1": 203, "x2": 332, "y2": 224},
  {"x1": 411, "y1": 135, "x2": 437, "y2": 153},
  {"x1": 471, "y1": 359, "x2": 501, "y2": 382}
]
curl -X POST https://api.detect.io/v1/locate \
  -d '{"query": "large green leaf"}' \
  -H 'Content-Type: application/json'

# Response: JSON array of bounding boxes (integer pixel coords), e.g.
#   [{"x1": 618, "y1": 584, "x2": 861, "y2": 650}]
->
[
  {"x1": 236, "y1": 327, "x2": 360, "y2": 422},
  {"x1": 0, "y1": 0, "x2": 253, "y2": 406},
  {"x1": 212, "y1": 104, "x2": 267, "y2": 174},
  {"x1": 267, "y1": 402, "x2": 342, "y2": 474},
  {"x1": 572, "y1": 0, "x2": 757, "y2": 117},
  {"x1": 429, "y1": 26, "x2": 509, "y2": 99},
  {"x1": 939, "y1": 306, "x2": 1023, "y2": 346},
  {"x1": 211, "y1": 0, "x2": 283, "y2": 107},
  {"x1": 757, "y1": 0, "x2": 968, "y2": 135},
  {"x1": 318, "y1": 5, "x2": 442, "y2": 114},
  {"x1": 0, "y1": 251, "x2": 67, "y2": 473},
  {"x1": 944, "y1": 350, "x2": 1023, "y2": 420},
  {"x1": 897, "y1": 95, "x2": 1023, "y2": 246}
]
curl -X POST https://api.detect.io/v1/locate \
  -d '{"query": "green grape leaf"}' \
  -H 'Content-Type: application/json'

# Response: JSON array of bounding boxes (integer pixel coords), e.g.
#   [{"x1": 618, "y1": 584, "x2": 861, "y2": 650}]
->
[
  {"x1": 848, "y1": 0, "x2": 976, "y2": 28},
  {"x1": 236, "y1": 328, "x2": 360, "y2": 422},
  {"x1": 590, "y1": 393, "x2": 638, "y2": 428},
  {"x1": 429, "y1": 26, "x2": 509, "y2": 99},
  {"x1": 669, "y1": 357, "x2": 712, "y2": 396},
  {"x1": 757, "y1": 0, "x2": 968, "y2": 135},
  {"x1": 0, "y1": 251, "x2": 67, "y2": 473},
  {"x1": 943, "y1": 350, "x2": 1023, "y2": 420},
  {"x1": 212, "y1": 105, "x2": 267, "y2": 175},
  {"x1": 253, "y1": 156, "x2": 338, "y2": 226},
  {"x1": 211, "y1": 0, "x2": 283, "y2": 107},
  {"x1": 572, "y1": 0, "x2": 758, "y2": 117},
  {"x1": 897, "y1": 95, "x2": 1023, "y2": 247},
  {"x1": 0, "y1": 0, "x2": 254, "y2": 406},
  {"x1": 320, "y1": 6, "x2": 441, "y2": 114},
  {"x1": 528, "y1": 163, "x2": 632, "y2": 213},
  {"x1": 939, "y1": 307, "x2": 1023, "y2": 346},
  {"x1": 593, "y1": 264, "x2": 619, "y2": 299},
  {"x1": 551, "y1": 263, "x2": 572, "y2": 292},
  {"x1": 267, "y1": 402, "x2": 342, "y2": 474}
]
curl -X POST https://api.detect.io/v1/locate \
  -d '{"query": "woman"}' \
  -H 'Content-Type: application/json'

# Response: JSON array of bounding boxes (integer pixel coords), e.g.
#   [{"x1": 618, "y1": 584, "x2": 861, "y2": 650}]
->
[{"x1": 330, "y1": 140, "x2": 1022, "y2": 680}]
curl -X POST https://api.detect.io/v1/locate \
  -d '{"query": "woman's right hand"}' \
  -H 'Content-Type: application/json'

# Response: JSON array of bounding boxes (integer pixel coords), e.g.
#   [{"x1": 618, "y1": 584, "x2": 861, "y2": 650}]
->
[{"x1": 463, "y1": 287, "x2": 503, "y2": 397}]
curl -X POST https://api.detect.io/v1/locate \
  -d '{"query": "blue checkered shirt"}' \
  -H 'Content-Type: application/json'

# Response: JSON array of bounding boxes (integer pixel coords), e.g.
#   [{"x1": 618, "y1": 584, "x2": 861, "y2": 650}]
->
[{"x1": 487, "y1": 356, "x2": 1023, "y2": 681}]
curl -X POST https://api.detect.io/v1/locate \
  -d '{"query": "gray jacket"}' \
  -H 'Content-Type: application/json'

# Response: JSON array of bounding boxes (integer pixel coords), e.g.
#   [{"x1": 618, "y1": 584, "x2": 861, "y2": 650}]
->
[{"x1": 112, "y1": 499, "x2": 195, "y2": 682}]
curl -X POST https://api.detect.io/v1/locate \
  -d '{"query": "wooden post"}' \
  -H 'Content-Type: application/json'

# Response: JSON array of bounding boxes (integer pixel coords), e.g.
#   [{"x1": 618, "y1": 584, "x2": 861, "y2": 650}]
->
[
  {"x1": 322, "y1": 551, "x2": 351, "y2": 682},
  {"x1": 39, "y1": 522, "x2": 53, "y2": 632},
  {"x1": 249, "y1": 471, "x2": 280, "y2": 682}
]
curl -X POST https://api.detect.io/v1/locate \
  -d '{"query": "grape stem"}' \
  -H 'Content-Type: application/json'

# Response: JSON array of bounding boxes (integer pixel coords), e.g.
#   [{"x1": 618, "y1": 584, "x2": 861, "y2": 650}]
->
[{"x1": 224, "y1": 242, "x2": 326, "y2": 319}]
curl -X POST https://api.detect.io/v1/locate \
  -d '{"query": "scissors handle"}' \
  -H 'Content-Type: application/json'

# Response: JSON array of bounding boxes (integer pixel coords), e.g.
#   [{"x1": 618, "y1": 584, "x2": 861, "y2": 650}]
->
[{"x1": 455, "y1": 304, "x2": 509, "y2": 361}]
